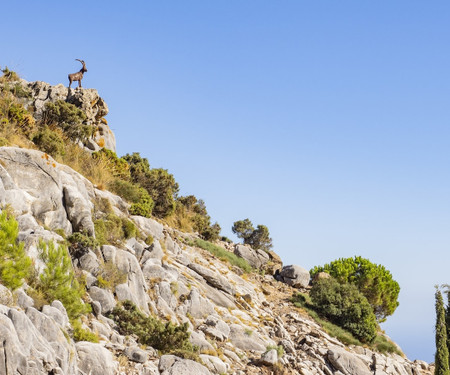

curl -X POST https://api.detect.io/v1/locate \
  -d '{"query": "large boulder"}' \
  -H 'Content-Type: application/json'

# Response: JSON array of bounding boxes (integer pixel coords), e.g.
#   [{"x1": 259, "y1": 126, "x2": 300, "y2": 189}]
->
[
  {"x1": 277, "y1": 264, "x2": 310, "y2": 288},
  {"x1": 228, "y1": 324, "x2": 268, "y2": 353},
  {"x1": 234, "y1": 244, "x2": 270, "y2": 269}
]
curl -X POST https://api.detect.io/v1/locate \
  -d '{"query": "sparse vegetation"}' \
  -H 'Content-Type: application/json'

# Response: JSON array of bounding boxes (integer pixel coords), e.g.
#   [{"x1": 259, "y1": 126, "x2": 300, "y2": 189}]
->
[
  {"x1": 188, "y1": 238, "x2": 252, "y2": 273},
  {"x1": 109, "y1": 300, "x2": 192, "y2": 353},
  {"x1": 167, "y1": 195, "x2": 221, "y2": 241},
  {"x1": 71, "y1": 319, "x2": 100, "y2": 343},
  {"x1": 266, "y1": 345, "x2": 284, "y2": 358},
  {"x1": 96, "y1": 261, "x2": 127, "y2": 291}
]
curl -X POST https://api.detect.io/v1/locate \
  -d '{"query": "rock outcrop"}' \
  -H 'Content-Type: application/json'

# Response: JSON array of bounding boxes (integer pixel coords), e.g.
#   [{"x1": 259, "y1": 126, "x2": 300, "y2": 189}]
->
[{"x1": 13, "y1": 79, "x2": 116, "y2": 152}]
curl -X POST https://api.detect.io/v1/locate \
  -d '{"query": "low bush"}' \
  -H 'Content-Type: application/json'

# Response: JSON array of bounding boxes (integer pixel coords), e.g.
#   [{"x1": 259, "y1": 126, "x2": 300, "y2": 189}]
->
[
  {"x1": 0, "y1": 211, "x2": 32, "y2": 290},
  {"x1": 71, "y1": 319, "x2": 99, "y2": 343},
  {"x1": 291, "y1": 292, "x2": 362, "y2": 346},
  {"x1": 108, "y1": 179, "x2": 154, "y2": 218},
  {"x1": 109, "y1": 300, "x2": 192, "y2": 353},
  {"x1": 94, "y1": 213, "x2": 138, "y2": 246},
  {"x1": 169, "y1": 195, "x2": 221, "y2": 241},
  {"x1": 122, "y1": 153, "x2": 179, "y2": 218},
  {"x1": 32, "y1": 126, "x2": 66, "y2": 158},
  {"x1": 190, "y1": 238, "x2": 252, "y2": 273},
  {"x1": 42, "y1": 100, "x2": 92, "y2": 143}
]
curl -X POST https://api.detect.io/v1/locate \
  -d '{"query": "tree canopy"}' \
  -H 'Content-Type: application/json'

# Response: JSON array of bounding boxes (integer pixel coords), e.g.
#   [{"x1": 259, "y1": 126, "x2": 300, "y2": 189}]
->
[
  {"x1": 310, "y1": 256, "x2": 400, "y2": 322},
  {"x1": 232, "y1": 219, "x2": 273, "y2": 252}
]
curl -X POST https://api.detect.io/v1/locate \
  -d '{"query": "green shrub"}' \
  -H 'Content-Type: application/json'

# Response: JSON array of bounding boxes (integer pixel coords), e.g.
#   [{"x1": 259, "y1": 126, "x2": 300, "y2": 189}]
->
[
  {"x1": 32, "y1": 126, "x2": 66, "y2": 158},
  {"x1": 42, "y1": 100, "x2": 92, "y2": 143},
  {"x1": 36, "y1": 241, "x2": 90, "y2": 319},
  {"x1": 108, "y1": 179, "x2": 154, "y2": 218},
  {"x1": 310, "y1": 256, "x2": 400, "y2": 322},
  {"x1": 71, "y1": 319, "x2": 99, "y2": 342},
  {"x1": 94, "y1": 213, "x2": 137, "y2": 246},
  {"x1": 232, "y1": 219, "x2": 273, "y2": 252},
  {"x1": 291, "y1": 292, "x2": 363, "y2": 346},
  {"x1": 109, "y1": 300, "x2": 192, "y2": 353},
  {"x1": 0, "y1": 211, "x2": 32, "y2": 290},
  {"x1": 122, "y1": 153, "x2": 179, "y2": 218},
  {"x1": 192, "y1": 238, "x2": 252, "y2": 273},
  {"x1": 309, "y1": 278, "x2": 377, "y2": 343}
]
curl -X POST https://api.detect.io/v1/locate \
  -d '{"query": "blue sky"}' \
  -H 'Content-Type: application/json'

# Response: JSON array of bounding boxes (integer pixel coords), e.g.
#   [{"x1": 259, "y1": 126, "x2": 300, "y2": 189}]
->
[{"x1": 3, "y1": 1, "x2": 450, "y2": 362}]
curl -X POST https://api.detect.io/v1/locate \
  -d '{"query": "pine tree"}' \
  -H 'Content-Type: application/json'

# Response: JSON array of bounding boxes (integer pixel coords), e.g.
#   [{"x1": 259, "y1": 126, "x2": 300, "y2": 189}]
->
[
  {"x1": 0, "y1": 211, "x2": 32, "y2": 290},
  {"x1": 435, "y1": 288, "x2": 450, "y2": 375}
]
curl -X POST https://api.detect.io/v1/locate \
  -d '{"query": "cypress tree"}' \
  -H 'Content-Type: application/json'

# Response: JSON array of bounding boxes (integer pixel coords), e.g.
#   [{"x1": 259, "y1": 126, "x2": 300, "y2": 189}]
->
[
  {"x1": 435, "y1": 288, "x2": 450, "y2": 375},
  {"x1": 446, "y1": 288, "x2": 450, "y2": 369}
]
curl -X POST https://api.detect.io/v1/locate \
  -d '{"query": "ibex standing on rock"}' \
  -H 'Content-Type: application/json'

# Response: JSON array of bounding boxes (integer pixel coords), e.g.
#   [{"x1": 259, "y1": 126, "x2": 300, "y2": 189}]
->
[{"x1": 68, "y1": 59, "x2": 87, "y2": 89}]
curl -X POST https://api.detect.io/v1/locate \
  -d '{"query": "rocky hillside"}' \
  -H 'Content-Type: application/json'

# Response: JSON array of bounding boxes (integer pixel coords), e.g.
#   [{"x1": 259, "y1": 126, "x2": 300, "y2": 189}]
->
[{"x1": 0, "y1": 79, "x2": 434, "y2": 375}]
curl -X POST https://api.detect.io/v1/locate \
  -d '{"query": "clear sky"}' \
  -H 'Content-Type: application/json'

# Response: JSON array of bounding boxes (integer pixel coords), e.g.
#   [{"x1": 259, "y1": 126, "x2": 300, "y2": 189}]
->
[{"x1": 2, "y1": 1, "x2": 450, "y2": 362}]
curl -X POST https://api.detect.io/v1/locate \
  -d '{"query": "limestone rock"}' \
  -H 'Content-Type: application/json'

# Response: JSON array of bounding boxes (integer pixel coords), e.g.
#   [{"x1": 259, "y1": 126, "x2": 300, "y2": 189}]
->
[
  {"x1": 89, "y1": 286, "x2": 116, "y2": 314},
  {"x1": 113, "y1": 249, "x2": 150, "y2": 313},
  {"x1": 228, "y1": 324, "x2": 267, "y2": 352},
  {"x1": 76, "y1": 341, "x2": 118, "y2": 375},
  {"x1": 199, "y1": 354, "x2": 230, "y2": 374},
  {"x1": 132, "y1": 215, "x2": 164, "y2": 240},
  {"x1": 259, "y1": 349, "x2": 278, "y2": 366},
  {"x1": 180, "y1": 288, "x2": 215, "y2": 319},
  {"x1": 200, "y1": 315, "x2": 230, "y2": 342},
  {"x1": 188, "y1": 262, "x2": 235, "y2": 295},
  {"x1": 24, "y1": 80, "x2": 116, "y2": 152},
  {"x1": 124, "y1": 346, "x2": 148, "y2": 363}
]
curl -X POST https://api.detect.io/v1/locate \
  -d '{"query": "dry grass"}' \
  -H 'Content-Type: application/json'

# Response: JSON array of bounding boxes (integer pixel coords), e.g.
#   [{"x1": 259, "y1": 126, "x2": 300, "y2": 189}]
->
[{"x1": 56, "y1": 143, "x2": 115, "y2": 188}]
